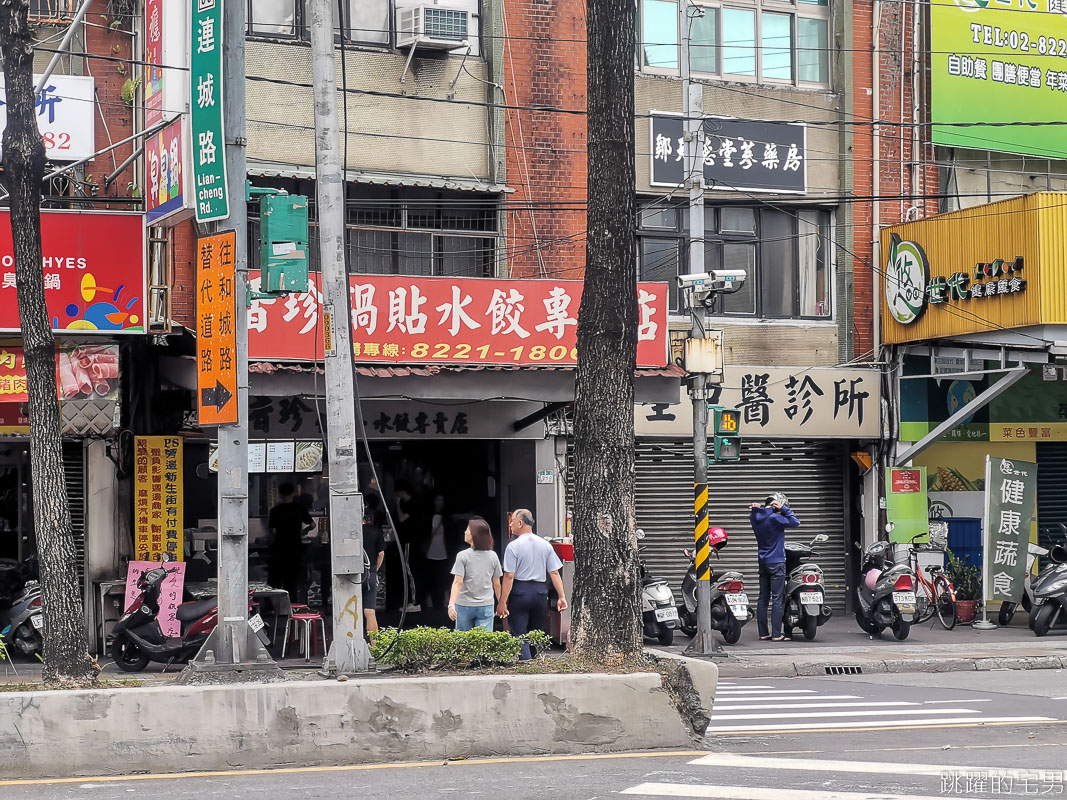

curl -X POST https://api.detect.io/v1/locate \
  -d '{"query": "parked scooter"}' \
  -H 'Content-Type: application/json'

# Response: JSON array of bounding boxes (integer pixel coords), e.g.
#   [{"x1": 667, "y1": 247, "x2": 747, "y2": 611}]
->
[
  {"x1": 677, "y1": 528, "x2": 750, "y2": 645},
  {"x1": 855, "y1": 540, "x2": 917, "y2": 640},
  {"x1": 1029, "y1": 531, "x2": 1067, "y2": 637},
  {"x1": 0, "y1": 557, "x2": 43, "y2": 659},
  {"x1": 637, "y1": 530, "x2": 677, "y2": 646},
  {"x1": 999, "y1": 541, "x2": 1050, "y2": 626},
  {"x1": 111, "y1": 560, "x2": 269, "y2": 672},
  {"x1": 782, "y1": 534, "x2": 833, "y2": 641}
]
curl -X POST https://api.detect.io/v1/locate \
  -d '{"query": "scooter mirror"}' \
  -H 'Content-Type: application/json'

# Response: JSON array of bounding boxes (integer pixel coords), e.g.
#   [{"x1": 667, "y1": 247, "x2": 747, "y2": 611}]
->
[
  {"x1": 636, "y1": 529, "x2": 646, "y2": 540},
  {"x1": 885, "y1": 522, "x2": 896, "y2": 533},
  {"x1": 813, "y1": 534, "x2": 830, "y2": 544}
]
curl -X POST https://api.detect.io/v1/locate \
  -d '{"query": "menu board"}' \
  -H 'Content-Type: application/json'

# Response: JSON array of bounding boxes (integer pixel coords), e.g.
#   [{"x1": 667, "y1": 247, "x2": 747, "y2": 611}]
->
[
  {"x1": 266, "y1": 441, "x2": 295, "y2": 472},
  {"x1": 248, "y1": 442, "x2": 267, "y2": 472}
]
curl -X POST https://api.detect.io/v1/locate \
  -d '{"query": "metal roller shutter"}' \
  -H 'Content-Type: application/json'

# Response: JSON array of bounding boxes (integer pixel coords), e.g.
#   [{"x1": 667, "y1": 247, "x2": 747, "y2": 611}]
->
[
  {"x1": 62, "y1": 441, "x2": 88, "y2": 601},
  {"x1": 568, "y1": 438, "x2": 849, "y2": 611},
  {"x1": 1036, "y1": 443, "x2": 1067, "y2": 552}
]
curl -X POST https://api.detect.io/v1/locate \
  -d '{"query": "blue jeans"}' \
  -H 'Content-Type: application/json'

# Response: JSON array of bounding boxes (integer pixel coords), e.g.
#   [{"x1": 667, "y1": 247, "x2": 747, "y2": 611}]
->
[
  {"x1": 757, "y1": 560, "x2": 787, "y2": 638},
  {"x1": 455, "y1": 604, "x2": 494, "y2": 632}
]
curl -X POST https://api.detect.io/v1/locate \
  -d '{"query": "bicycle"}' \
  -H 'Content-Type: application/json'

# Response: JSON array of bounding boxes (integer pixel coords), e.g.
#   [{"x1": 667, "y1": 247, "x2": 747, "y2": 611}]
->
[{"x1": 905, "y1": 525, "x2": 957, "y2": 630}]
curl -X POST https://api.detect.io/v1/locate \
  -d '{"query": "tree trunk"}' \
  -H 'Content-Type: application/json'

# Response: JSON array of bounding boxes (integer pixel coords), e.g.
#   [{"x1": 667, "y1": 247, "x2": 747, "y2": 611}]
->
[
  {"x1": 1, "y1": 0, "x2": 96, "y2": 683},
  {"x1": 569, "y1": 0, "x2": 641, "y2": 662}
]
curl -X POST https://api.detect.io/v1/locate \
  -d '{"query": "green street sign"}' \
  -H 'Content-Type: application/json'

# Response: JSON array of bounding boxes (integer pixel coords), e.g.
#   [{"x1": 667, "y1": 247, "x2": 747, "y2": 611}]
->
[{"x1": 190, "y1": 0, "x2": 229, "y2": 223}]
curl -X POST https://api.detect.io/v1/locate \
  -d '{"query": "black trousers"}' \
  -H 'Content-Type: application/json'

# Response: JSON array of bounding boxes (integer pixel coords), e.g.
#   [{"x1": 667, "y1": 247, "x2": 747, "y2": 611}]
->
[{"x1": 509, "y1": 580, "x2": 548, "y2": 660}]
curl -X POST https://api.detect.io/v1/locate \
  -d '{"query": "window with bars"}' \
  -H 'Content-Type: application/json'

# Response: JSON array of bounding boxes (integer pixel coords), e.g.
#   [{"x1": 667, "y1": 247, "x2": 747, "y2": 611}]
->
[
  {"x1": 637, "y1": 200, "x2": 832, "y2": 318},
  {"x1": 29, "y1": 0, "x2": 76, "y2": 23},
  {"x1": 248, "y1": 180, "x2": 498, "y2": 279},
  {"x1": 639, "y1": 0, "x2": 831, "y2": 87}
]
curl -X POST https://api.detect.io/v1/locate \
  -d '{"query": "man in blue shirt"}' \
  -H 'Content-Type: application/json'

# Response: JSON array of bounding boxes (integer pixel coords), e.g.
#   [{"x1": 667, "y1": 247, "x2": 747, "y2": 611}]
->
[
  {"x1": 498, "y1": 509, "x2": 568, "y2": 659},
  {"x1": 749, "y1": 492, "x2": 801, "y2": 641}
]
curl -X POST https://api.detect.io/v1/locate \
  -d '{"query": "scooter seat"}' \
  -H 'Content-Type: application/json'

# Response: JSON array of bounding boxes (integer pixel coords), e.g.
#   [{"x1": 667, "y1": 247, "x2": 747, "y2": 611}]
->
[
  {"x1": 641, "y1": 576, "x2": 667, "y2": 587},
  {"x1": 175, "y1": 597, "x2": 216, "y2": 622}
]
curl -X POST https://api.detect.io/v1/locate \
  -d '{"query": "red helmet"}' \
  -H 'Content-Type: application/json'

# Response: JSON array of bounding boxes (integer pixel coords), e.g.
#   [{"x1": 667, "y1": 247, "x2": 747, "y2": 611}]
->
[{"x1": 708, "y1": 526, "x2": 728, "y2": 550}]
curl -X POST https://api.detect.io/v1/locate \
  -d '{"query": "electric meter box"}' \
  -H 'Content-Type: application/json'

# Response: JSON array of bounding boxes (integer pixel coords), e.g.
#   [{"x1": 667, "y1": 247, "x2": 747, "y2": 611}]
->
[{"x1": 259, "y1": 194, "x2": 310, "y2": 294}]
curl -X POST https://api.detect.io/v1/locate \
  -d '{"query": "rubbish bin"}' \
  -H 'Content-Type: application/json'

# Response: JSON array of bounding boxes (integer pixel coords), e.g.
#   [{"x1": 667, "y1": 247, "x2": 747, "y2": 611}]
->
[{"x1": 547, "y1": 539, "x2": 573, "y2": 646}]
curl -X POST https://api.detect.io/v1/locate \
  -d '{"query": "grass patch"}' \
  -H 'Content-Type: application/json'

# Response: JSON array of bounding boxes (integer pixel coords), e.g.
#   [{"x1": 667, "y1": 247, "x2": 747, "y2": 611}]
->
[{"x1": 0, "y1": 678, "x2": 144, "y2": 692}]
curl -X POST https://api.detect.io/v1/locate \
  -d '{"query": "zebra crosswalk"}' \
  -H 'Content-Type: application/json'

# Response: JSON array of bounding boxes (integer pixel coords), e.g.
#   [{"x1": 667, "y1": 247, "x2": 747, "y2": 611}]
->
[{"x1": 704, "y1": 679, "x2": 1053, "y2": 735}]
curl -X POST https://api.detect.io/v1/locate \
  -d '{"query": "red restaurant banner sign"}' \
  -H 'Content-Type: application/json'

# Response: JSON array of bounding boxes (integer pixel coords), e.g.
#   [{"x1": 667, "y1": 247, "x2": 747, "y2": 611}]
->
[
  {"x1": 0, "y1": 211, "x2": 146, "y2": 334},
  {"x1": 248, "y1": 274, "x2": 669, "y2": 367}
]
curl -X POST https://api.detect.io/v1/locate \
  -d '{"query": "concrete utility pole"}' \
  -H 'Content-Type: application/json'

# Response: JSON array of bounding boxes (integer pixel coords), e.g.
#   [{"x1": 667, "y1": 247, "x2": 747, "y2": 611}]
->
[
  {"x1": 309, "y1": 0, "x2": 370, "y2": 674},
  {"x1": 680, "y1": 0, "x2": 725, "y2": 658},
  {"x1": 189, "y1": 0, "x2": 275, "y2": 675}
]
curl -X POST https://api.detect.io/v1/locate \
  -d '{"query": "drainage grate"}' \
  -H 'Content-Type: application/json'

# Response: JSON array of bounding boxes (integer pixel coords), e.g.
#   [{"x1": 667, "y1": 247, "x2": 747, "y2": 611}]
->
[{"x1": 825, "y1": 665, "x2": 863, "y2": 675}]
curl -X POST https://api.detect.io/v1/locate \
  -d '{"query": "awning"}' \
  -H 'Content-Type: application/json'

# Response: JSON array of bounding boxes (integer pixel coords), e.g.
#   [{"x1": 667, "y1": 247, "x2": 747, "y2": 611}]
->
[{"x1": 246, "y1": 161, "x2": 513, "y2": 195}]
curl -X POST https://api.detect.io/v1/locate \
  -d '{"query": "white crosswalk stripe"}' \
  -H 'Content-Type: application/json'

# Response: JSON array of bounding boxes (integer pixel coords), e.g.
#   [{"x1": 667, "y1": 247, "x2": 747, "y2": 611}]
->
[{"x1": 706, "y1": 680, "x2": 1053, "y2": 735}]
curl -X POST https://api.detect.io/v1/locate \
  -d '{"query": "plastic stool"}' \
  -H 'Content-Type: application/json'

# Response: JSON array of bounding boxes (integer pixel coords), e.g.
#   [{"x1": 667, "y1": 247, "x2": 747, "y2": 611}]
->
[{"x1": 282, "y1": 611, "x2": 327, "y2": 661}]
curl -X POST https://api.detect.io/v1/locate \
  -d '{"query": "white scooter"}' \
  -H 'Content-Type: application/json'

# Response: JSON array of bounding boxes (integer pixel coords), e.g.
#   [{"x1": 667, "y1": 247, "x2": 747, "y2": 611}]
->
[{"x1": 637, "y1": 529, "x2": 678, "y2": 646}]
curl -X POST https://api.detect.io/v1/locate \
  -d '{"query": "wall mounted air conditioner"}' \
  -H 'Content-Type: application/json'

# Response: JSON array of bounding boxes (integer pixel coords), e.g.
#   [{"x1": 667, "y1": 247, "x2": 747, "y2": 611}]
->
[{"x1": 396, "y1": 4, "x2": 471, "y2": 50}]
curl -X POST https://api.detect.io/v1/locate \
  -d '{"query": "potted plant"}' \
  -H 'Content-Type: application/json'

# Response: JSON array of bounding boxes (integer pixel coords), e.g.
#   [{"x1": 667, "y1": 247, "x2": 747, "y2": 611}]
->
[{"x1": 946, "y1": 549, "x2": 982, "y2": 624}]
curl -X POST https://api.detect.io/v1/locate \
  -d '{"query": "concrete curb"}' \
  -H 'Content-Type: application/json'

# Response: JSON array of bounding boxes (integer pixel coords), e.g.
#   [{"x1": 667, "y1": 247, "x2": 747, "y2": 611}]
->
[
  {"x1": 716, "y1": 653, "x2": 1067, "y2": 678},
  {"x1": 0, "y1": 672, "x2": 696, "y2": 780}
]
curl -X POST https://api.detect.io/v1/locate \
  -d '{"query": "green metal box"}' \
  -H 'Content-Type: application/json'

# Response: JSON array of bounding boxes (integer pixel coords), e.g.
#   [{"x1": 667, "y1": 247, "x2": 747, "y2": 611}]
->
[{"x1": 259, "y1": 194, "x2": 310, "y2": 294}]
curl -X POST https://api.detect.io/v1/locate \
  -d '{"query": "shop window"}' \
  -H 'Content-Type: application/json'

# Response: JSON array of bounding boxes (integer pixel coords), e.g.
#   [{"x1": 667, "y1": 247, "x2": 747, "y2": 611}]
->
[
  {"x1": 638, "y1": 0, "x2": 831, "y2": 88},
  {"x1": 347, "y1": 0, "x2": 390, "y2": 45},
  {"x1": 248, "y1": 0, "x2": 300, "y2": 37},
  {"x1": 637, "y1": 200, "x2": 833, "y2": 319}
]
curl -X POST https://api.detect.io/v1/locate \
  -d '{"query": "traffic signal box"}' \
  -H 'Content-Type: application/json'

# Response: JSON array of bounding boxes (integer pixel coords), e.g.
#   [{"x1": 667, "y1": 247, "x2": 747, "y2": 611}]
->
[
  {"x1": 258, "y1": 193, "x2": 310, "y2": 295},
  {"x1": 708, "y1": 405, "x2": 741, "y2": 464}
]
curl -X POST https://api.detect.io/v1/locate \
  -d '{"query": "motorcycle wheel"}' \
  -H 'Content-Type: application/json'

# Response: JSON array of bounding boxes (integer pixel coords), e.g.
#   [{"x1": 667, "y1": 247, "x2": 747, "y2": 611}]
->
[
  {"x1": 110, "y1": 637, "x2": 150, "y2": 672},
  {"x1": 998, "y1": 601, "x2": 1016, "y2": 627},
  {"x1": 1031, "y1": 603, "x2": 1057, "y2": 637},
  {"x1": 855, "y1": 607, "x2": 881, "y2": 635},
  {"x1": 657, "y1": 623, "x2": 675, "y2": 646},
  {"x1": 892, "y1": 617, "x2": 911, "y2": 641},
  {"x1": 678, "y1": 608, "x2": 697, "y2": 637},
  {"x1": 802, "y1": 613, "x2": 818, "y2": 641},
  {"x1": 723, "y1": 615, "x2": 742, "y2": 644}
]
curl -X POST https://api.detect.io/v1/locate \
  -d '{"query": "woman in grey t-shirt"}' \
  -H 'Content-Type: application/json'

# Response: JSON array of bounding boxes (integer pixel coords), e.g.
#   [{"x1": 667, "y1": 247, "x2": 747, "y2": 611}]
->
[{"x1": 447, "y1": 517, "x2": 503, "y2": 631}]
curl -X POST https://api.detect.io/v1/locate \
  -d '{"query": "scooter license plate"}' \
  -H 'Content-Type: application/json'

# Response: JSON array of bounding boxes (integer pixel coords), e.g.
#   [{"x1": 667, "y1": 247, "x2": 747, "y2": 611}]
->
[
  {"x1": 30, "y1": 614, "x2": 43, "y2": 630},
  {"x1": 247, "y1": 613, "x2": 265, "y2": 633},
  {"x1": 655, "y1": 607, "x2": 678, "y2": 622},
  {"x1": 892, "y1": 592, "x2": 916, "y2": 605},
  {"x1": 727, "y1": 593, "x2": 749, "y2": 606},
  {"x1": 800, "y1": 592, "x2": 823, "y2": 605}
]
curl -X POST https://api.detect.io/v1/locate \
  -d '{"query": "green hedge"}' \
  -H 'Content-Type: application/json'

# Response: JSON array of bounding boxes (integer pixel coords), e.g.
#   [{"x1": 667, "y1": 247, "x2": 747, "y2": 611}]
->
[{"x1": 370, "y1": 627, "x2": 553, "y2": 670}]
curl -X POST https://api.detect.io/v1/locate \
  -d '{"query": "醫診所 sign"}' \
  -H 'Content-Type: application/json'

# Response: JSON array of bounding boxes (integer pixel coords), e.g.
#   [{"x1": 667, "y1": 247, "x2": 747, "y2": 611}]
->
[
  {"x1": 931, "y1": 0, "x2": 1067, "y2": 158},
  {"x1": 983, "y1": 456, "x2": 1037, "y2": 606},
  {"x1": 190, "y1": 0, "x2": 228, "y2": 222}
]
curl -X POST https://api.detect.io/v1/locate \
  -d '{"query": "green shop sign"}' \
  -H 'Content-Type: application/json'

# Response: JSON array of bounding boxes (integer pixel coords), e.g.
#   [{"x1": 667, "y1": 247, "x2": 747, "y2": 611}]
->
[
  {"x1": 190, "y1": 0, "x2": 228, "y2": 223},
  {"x1": 931, "y1": 0, "x2": 1067, "y2": 159}
]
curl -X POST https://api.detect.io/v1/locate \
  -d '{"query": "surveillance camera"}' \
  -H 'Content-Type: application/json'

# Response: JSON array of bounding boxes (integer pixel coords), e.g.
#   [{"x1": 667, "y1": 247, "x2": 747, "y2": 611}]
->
[{"x1": 676, "y1": 270, "x2": 747, "y2": 294}]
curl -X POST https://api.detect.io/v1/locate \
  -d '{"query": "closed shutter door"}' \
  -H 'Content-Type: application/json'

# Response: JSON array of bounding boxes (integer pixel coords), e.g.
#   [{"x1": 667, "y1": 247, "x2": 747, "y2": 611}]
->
[
  {"x1": 568, "y1": 439, "x2": 848, "y2": 611},
  {"x1": 63, "y1": 441, "x2": 87, "y2": 600},
  {"x1": 1036, "y1": 443, "x2": 1067, "y2": 552}
]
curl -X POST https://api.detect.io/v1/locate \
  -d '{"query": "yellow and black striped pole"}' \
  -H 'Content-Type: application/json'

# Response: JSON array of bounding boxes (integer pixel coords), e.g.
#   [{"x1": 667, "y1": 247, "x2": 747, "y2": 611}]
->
[{"x1": 694, "y1": 482, "x2": 711, "y2": 581}]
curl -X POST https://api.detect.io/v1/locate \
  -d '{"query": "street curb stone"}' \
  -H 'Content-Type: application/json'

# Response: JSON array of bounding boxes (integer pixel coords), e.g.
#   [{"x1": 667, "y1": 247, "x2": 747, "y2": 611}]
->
[{"x1": 715, "y1": 653, "x2": 1067, "y2": 678}]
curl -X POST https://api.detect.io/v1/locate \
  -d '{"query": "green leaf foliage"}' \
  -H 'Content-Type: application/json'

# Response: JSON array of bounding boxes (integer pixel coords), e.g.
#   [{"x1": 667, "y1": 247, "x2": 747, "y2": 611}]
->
[{"x1": 370, "y1": 627, "x2": 553, "y2": 671}]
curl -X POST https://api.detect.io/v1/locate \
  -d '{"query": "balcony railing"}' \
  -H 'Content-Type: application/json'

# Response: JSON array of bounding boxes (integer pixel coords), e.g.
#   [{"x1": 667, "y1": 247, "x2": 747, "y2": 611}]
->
[{"x1": 29, "y1": 0, "x2": 76, "y2": 24}]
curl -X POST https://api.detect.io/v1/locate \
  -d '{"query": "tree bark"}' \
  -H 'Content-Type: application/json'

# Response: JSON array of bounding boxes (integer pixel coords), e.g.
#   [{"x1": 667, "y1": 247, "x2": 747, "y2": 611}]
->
[
  {"x1": 1, "y1": 0, "x2": 95, "y2": 683},
  {"x1": 569, "y1": 0, "x2": 641, "y2": 662}
]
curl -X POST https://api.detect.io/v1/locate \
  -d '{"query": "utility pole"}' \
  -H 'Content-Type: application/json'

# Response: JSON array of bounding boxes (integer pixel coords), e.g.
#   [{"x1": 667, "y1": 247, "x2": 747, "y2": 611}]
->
[
  {"x1": 681, "y1": 0, "x2": 726, "y2": 658},
  {"x1": 188, "y1": 0, "x2": 275, "y2": 676},
  {"x1": 309, "y1": 0, "x2": 370, "y2": 674}
]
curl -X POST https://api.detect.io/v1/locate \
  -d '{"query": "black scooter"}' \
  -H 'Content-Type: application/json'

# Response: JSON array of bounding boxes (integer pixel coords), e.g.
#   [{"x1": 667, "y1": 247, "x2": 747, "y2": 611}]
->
[
  {"x1": 1030, "y1": 533, "x2": 1067, "y2": 637},
  {"x1": 855, "y1": 540, "x2": 916, "y2": 640},
  {"x1": 783, "y1": 534, "x2": 833, "y2": 640}
]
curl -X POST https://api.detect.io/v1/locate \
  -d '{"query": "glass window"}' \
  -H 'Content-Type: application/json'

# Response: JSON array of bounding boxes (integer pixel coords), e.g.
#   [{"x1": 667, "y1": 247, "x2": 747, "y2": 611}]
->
[
  {"x1": 348, "y1": 0, "x2": 389, "y2": 45},
  {"x1": 761, "y1": 13, "x2": 793, "y2": 81},
  {"x1": 691, "y1": 7, "x2": 719, "y2": 74},
  {"x1": 721, "y1": 207, "x2": 756, "y2": 233},
  {"x1": 797, "y1": 17, "x2": 829, "y2": 83},
  {"x1": 438, "y1": 236, "x2": 493, "y2": 277},
  {"x1": 249, "y1": 0, "x2": 297, "y2": 36},
  {"x1": 721, "y1": 8, "x2": 756, "y2": 76},
  {"x1": 398, "y1": 232, "x2": 433, "y2": 275},
  {"x1": 641, "y1": 205, "x2": 680, "y2": 230},
  {"x1": 352, "y1": 229, "x2": 395, "y2": 274},
  {"x1": 644, "y1": 0, "x2": 679, "y2": 69},
  {"x1": 798, "y1": 211, "x2": 831, "y2": 316},
  {"x1": 721, "y1": 242, "x2": 756, "y2": 314},
  {"x1": 640, "y1": 238, "x2": 682, "y2": 310},
  {"x1": 760, "y1": 210, "x2": 796, "y2": 317}
]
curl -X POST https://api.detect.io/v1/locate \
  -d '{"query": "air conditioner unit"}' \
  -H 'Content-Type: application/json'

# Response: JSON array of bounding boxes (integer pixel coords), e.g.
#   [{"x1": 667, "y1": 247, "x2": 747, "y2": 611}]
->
[{"x1": 396, "y1": 4, "x2": 471, "y2": 50}]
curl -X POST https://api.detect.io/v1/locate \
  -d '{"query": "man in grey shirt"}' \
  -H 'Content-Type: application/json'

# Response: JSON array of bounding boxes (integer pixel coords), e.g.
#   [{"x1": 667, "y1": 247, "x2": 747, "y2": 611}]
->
[{"x1": 498, "y1": 509, "x2": 568, "y2": 659}]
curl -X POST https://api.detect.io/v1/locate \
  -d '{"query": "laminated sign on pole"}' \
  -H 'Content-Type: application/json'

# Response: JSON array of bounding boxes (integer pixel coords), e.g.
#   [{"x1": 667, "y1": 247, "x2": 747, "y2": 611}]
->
[
  {"x1": 190, "y1": 0, "x2": 229, "y2": 223},
  {"x1": 978, "y1": 456, "x2": 1038, "y2": 629}
]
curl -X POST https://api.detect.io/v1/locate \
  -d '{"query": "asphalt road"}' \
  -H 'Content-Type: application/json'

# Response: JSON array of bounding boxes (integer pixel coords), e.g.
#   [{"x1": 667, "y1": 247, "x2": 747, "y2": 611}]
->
[{"x1": 4, "y1": 670, "x2": 1065, "y2": 799}]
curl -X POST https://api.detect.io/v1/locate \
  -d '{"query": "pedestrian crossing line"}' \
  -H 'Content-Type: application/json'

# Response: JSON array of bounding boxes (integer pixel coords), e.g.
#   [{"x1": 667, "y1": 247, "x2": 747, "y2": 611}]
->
[
  {"x1": 922, "y1": 699, "x2": 991, "y2": 704},
  {"x1": 715, "y1": 695, "x2": 862, "y2": 703},
  {"x1": 716, "y1": 688, "x2": 818, "y2": 695},
  {"x1": 686, "y1": 753, "x2": 1055, "y2": 780},
  {"x1": 621, "y1": 783, "x2": 952, "y2": 800},
  {"x1": 712, "y1": 707, "x2": 977, "y2": 721},
  {"x1": 704, "y1": 715, "x2": 1055, "y2": 734},
  {"x1": 710, "y1": 701, "x2": 920, "y2": 712}
]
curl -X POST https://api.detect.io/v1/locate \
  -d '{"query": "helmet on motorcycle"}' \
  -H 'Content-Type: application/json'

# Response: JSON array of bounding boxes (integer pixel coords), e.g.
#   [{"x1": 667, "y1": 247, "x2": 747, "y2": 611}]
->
[
  {"x1": 864, "y1": 569, "x2": 882, "y2": 591},
  {"x1": 708, "y1": 526, "x2": 728, "y2": 550},
  {"x1": 765, "y1": 492, "x2": 789, "y2": 507}
]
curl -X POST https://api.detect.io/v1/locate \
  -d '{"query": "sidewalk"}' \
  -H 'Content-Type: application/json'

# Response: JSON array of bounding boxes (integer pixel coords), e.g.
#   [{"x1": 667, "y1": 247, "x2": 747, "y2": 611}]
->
[{"x1": 664, "y1": 612, "x2": 1067, "y2": 678}]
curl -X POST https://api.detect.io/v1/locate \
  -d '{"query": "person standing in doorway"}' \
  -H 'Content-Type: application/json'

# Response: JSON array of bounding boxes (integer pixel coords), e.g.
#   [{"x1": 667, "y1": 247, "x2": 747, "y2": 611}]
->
[
  {"x1": 268, "y1": 482, "x2": 315, "y2": 602},
  {"x1": 447, "y1": 517, "x2": 503, "y2": 631},
  {"x1": 424, "y1": 494, "x2": 454, "y2": 610},
  {"x1": 749, "y1": 492, "x2": 801, "y2": 642},
  {"x1": 497, "y1": 509, "x2": 568, "y2": 660},
  {"x1": 361, "y1": 495, "x2": 386, "y2": 635}
]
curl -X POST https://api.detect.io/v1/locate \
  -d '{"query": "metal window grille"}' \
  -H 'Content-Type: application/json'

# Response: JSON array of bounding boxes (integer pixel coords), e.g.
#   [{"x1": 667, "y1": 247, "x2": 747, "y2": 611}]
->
[{"x1": 29, "y1": 0, "x2": 75, "y2": 23}]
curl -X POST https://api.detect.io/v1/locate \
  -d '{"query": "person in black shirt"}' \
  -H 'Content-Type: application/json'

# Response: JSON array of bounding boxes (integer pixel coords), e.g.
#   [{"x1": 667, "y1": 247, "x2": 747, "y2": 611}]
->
[
  {"x1": 362, "y1": 494, "x2": 386, "y2": 634},
  {"x1": 268, "y1": 482, "x2": 314, "y2": 601}
]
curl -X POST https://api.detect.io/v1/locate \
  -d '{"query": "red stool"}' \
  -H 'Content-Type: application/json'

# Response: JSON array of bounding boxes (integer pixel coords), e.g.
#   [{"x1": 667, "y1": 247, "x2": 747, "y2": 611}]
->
[{"x1": 282, "y1": 610, "x2": 327, "y2": 661}]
